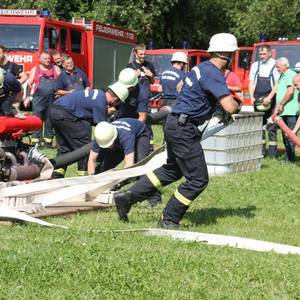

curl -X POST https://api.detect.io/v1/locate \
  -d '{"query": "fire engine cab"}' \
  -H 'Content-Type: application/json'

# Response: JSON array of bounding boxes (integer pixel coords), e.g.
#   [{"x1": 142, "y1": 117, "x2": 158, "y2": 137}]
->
[{"x1": 0, "y1": 8, "x2": 137, "y2": 87}]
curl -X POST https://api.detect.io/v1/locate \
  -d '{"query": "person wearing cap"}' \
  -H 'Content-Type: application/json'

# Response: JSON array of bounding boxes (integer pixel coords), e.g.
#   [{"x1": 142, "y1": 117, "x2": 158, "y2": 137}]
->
[
  {"x1": 87, "y1": 118, "x2": 146, "y2": 175},
  {"x1": 111, "y1": 33, "x2": 241, "y2": 228},
  {"x1": 49, "y1": 82, "x2": 128, "y2": 178}
]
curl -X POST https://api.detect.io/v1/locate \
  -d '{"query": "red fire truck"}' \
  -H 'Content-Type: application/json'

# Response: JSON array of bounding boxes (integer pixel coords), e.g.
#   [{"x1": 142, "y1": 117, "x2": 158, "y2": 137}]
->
[{"x1": 0, "y1": 8, "x2": 137, "y2": 87}]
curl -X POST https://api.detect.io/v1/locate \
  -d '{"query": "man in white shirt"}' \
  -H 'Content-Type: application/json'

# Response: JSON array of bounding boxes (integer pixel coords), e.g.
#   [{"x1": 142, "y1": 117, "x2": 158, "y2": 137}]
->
[{"x1": 248, "y1": 45, "x2": 280, "y2": 157}]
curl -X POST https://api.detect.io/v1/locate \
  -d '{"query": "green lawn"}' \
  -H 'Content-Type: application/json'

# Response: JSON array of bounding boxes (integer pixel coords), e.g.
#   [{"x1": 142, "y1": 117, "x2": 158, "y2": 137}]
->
[{"x1": 0, "y1": 125, "x2": 300, "y2": 299}]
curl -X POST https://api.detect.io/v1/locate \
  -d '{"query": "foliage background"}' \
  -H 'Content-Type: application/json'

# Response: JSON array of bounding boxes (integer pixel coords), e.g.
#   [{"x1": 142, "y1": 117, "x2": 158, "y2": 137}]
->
[{"x1": 2, "y1": 0, "x2": 300, "y2": 47}]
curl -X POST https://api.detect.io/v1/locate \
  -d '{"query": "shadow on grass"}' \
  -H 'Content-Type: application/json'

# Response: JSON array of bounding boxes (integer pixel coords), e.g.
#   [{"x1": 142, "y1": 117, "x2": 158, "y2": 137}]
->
[{"x1": 186, "y1": 205, "x2": 256, "y2": 225}]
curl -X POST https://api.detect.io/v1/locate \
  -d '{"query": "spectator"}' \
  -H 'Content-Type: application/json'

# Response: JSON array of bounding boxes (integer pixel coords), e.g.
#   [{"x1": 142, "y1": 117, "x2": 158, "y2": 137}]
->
[
  {"x1": 55, "y1": 55, "x2": 90, "y2": 97},
  {"x1": 128, "y1": 44, "x2": 156, "y2": 151},
  {"x1": 292, "y1": 73, "x2": 300, "y2": 134},
  {"x1": 49, "y1": 82, "x2": 128, "y2": 178},
  {"x1": 51, "y1": 50, "x2": 64, "y2": 70},
  {"x1": 273, "y1": 57, "x2": 299, "y2": 162},
  {"x1": 249, "y1": 45, "x2": 279, "y2": 157},
  {"x1": 128, "y1": 43, "x2": 156, "y2": 90},
  {"x1": 224, "y1": 69, "x2": 244, "y2": 103},
  {"x1": 24, "y1": 51, "x2": 61, "y2": 147},
  {"x1": 225, "y1": 69, "x2": 242, "y2": 93}
]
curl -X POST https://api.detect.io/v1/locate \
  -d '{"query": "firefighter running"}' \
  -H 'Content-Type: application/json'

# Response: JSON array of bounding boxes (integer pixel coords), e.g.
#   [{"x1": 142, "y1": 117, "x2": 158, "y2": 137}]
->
[{"x1": 112, "y1": 33, "x2": 241, "y2": 228}]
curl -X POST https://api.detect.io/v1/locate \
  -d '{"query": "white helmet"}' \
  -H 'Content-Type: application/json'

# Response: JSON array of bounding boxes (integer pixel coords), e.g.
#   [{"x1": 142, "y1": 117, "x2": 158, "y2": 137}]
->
[
  {"x1": 108, "y1": 81, "x2": 129, "y2": 102},
  {"x1": 207, "y1": 33, "x2": 239, "y2": 52},
  {"x1": 171, "y1": 52, "x2": 188, "y2": 64},
  {"x1": 0, "y1": 68, "x2": 4, "y2": 89},
  {"x1": 94, "y1": 121, "x2": 118, "y2": 148},
  {"x1": 294, "y1": 62, "x2": 300, "y2": 73},
  {"x1": 118, "y1": 68, "x2": 138, "y2": 88}
]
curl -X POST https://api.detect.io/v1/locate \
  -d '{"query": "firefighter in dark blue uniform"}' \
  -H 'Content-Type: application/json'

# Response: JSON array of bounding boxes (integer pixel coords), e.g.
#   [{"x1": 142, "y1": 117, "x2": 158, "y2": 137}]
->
[
  {"x1": 87, "y1": 118, "x2": 147, "y2": 174},
  {"x1": 117, "y1": 68, "x2": 151, "y2": 160},
  {"x1": 113, "y1": 33, "x2": 241, "y2": 228},
  {"x1": 0, "y1": 69, "x2": 24, "y2": 117},
  {"x1": 49, "y1": 82, "x2": 128, "y2": 178},
  {"x1": 111, "y1": 68, "x2": 162, "y2": 206},
  {"x1": 160, "y1": 51, "x2": 187, "y2": 108},
  {"x1": 150, "y1": 52, "x2": 187, "y2": 124}
]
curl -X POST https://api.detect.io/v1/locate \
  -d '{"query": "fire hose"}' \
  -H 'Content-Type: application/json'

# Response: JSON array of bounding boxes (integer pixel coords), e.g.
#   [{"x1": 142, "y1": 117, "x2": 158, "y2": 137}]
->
[{"x1": 266, "y1": 107, "x2": 300, "y2": 147}]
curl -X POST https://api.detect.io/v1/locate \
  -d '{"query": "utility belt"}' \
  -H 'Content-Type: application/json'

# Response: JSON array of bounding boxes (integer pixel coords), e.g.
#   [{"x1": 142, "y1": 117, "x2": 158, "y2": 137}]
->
[{"x1": 171, "y1": 112, "x2": 205, "y2": 127}]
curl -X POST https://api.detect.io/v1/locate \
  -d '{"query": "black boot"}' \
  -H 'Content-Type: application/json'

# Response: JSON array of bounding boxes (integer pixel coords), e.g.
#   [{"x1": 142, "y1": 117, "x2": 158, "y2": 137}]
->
[
  {"x1": 114, "y1": 191, "x2": 136, "y2": 222},
  {"x1": 159, "y1": 219, "x2": 179, "y2": 230}
]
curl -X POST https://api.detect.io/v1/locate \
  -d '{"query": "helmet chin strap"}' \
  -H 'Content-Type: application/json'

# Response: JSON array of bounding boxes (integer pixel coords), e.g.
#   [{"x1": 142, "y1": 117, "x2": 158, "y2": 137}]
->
[
  {"x1": 215, "y1": 52, "x2": 233, "y2": 69},
  {"x1": 215, "y1": 52, "x2": 232, "y2": 62}
]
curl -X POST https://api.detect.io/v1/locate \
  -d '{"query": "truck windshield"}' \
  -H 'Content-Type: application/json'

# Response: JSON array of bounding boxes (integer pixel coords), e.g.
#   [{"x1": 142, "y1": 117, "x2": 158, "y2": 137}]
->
[
  {"x1": 254, "y1": 44, "x2": 300, "y2": 71},
  {"x1": 0, "y1": 24, "x2": 40, "y2": 51},
  {"x1": 146, "y1": 54, "x2": 172, "y2": 78}
]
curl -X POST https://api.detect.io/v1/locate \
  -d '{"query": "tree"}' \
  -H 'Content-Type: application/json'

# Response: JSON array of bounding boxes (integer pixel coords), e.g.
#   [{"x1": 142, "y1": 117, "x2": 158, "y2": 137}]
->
[
  {"x1": 226, "y1": 0, "x2": 300, "y2": 44},
  {"x1": 1, "y1": 0, "x2": 300, "y2": 47}
]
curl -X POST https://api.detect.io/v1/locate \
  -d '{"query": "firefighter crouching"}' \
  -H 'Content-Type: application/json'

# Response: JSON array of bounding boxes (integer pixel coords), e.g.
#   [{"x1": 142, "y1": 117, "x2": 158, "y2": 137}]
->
[
  {"x1": 87, "y1": 118, "x2": 149, "y2": 175},
  {"x1": 112, "y1": 33, "x2": 241, "y2": 228}
]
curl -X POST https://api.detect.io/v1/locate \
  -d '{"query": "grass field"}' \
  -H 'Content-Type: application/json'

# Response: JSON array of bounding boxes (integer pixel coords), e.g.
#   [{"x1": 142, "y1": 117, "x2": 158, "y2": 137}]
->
[{"x1": 0, "y1": 125, "x2": 300, "y2": 299}]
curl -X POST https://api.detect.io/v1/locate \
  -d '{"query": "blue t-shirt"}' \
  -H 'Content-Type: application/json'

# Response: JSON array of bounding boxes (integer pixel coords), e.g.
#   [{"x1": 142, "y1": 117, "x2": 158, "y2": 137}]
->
[
  {"x1": 172, "y1": 60, "x2": 230, "y2": 122},
  {"x1": 56, "y1": 67, "x2": 90, "y2": 92},
  {"x1": 119, "y1": 83, "x2": 148, "y2": 119},
  {"x1": 54, "y1": 89, "x2": 107, "y2": 124},
  {"x1": 92, "y1": 118, "x2": 145, "y2": 155},
  {"x1": 160, "y1": 66, "x2": 186, "y2": 99}
]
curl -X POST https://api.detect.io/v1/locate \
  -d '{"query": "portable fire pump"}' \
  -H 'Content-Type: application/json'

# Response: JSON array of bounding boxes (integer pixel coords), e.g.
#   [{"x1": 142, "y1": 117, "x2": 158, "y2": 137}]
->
[{"x1": 0, "y1": 114, "x2": 49, "y2": 182}]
